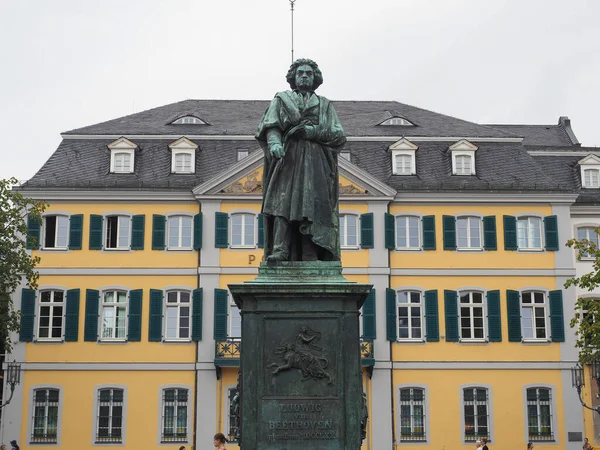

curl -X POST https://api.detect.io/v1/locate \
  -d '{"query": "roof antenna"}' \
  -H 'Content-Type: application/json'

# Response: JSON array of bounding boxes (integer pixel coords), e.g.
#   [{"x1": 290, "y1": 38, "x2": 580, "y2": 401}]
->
[{"x1": 289, "y1": 0, "x2": 296, "y2": 63}]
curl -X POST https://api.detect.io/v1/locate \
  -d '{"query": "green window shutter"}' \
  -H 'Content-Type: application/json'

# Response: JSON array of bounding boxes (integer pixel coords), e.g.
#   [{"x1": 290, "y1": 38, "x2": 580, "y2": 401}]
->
[
  {"x1": 64, "y1": 289, "x2": 80, "y2": 342},
  {"x1": 487, "y1": 290, "x2": 501, "y2": 342},
  {"x1": 506, "y1": 290, "x2": 522, "y2": 342},
  {"x1": 444, "y1": 290, "x2": 458, "y2": 342},
  {"x1": 385, "y1": 288, "x2": 397, "y2": 341},
  {"x1": 362, "y1": 289, "x2": 376, "y2": 339},
  {"x1": 131, "y1": 215, "x2": 145, "y2": 250},
  {"x1": 483, "y1": 216, "x2": 497, "y2": 251},
  {"x1": 257, "y1": 214, "x2": 265, "y2": 249},
  {"x1": 19, "y1": 289, "x2": 36, "y2": 342},
  {"x1": 26, "y1": 213, "x2": 41, "y2": 250},
  {"x1": 194, "y1": 213, "x2": 203, "y2": 250},
  {"x1": 503, "y1": 216, "x2": 517, "y2": 251},
  {"x1": 549, "y1": 290, "x2": 565, "y2": 342},
  {"x1": 544, "y1": 215, "x2": 559, "y2": 251},
  {"x1": 149, "y1": 289, "x2": 163, "y2": 342},
  {"x1": 152, "y1": 214, "x2": 166, "y2": 250},
  {"x1": 68, "y1": 214, "x2": 83, "y2": 250},
  {"x1": 360, "y1": 213, "x2": 374, "y2": 249},
  {"x1": 442, "y1": 216, "x2": 456, "y2": 250},
  {"x1": 214, "y1": 289, "x2": 229, "y2": 340},
  {"x1": 84, "y1": 289, "x2": 99, "y2": 341},
  {"x1": 215, "y1": 212, "x2": 229, "y2": 248},
  {"x1": 128, "y1": 289, "x2": 143, "y2": 342},
  {"x1": 422, "y1": 216, "x2": 436, "y2": 251},
  {"x1": 89, "y1": 215, "x2": 103, "y2": 250},
  {"x1": 384, "y1": 213, "x2": 395, "y2": 250},
  {"x1": 424, "y1": 290, "x2": 439, "y2": 342},
  {"x1": 192, "y1": 288, "x2": 203, "y2": 341}
]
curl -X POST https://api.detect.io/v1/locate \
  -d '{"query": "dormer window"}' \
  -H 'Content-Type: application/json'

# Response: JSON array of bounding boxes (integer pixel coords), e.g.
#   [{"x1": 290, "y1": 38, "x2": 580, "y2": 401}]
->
[
  {"x1": 172, "y1": 116, "x2": 206, "y2": 125},
  {"x1": 380, "y1": 117, "x2": 414, "y2": 126},
  {"x1": 449, "y1": 140, "x2": 478, "y2": 176},
  {"x1": 169, "y1": 137, "x2": 198, "y2": 174},
  {"x1": 579, "y1": 154, "x2": 600, "y2": 189},
  {"x1": 108, "y1": 137, "x2": 137, "y2": 174},
  {"x1": 389, "y1": 138, "x2": 418, "y2": 175}
]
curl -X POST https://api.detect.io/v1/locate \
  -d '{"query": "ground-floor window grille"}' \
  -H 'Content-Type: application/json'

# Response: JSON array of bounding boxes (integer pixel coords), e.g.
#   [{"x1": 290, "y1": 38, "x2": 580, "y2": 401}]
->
[
  {"x1": 228, "y1": 388, "x2": 240, "y2": 442},
  {"x1": 96, "y1": 388, "x2": 123, "y2": 443},
  {"x1": 463, "y1": 387, "x2": 489, "y2": 441},
  {"x1": 399, "y1": 388, "x2": 426, "y2": 441},
  {"x1": 162, "y1": 388, "x2": 188, "y2": 442},
  {"x1": 527, "y1": 388, "x2": 554, "y2": 441},
  {"x1": 32, "y1": 389, "x2": 59, "y2": 443}
]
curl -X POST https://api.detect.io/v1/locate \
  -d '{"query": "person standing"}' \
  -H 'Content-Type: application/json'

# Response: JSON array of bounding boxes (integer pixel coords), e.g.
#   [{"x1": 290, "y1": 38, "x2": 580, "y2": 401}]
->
[
  {"x1": 9, "y1": 441, "x2": 19, "y2": 450},
  {"x1": 482, "y1": 437, "x2": 489, "y2": 450},
  {"x1": 527, "y1": 443, "x2": 534, "y2": 450},
  {"x1": 584, "y1": 437, "x2": 593, "y2": 450},
  {"x1": 213, "y1": 433, "x2": 226, "y2": 449}
]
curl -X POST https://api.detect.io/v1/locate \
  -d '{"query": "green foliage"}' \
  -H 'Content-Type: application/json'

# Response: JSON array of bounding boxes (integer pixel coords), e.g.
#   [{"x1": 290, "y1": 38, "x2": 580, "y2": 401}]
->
[
  {"x1": 565, "y1": 228, "x2": 600, "y2": 363},
  {"x1": 0, "y1": 177, "x2": 46, "y2": 353}
]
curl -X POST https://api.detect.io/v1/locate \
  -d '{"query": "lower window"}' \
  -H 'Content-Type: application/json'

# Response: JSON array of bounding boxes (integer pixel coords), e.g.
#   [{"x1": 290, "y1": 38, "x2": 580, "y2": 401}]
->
[
  {"x1": 527, "y1": 387, "x2": 554, "y2": 441},
  {"x1": 228, "y1": 387, "x2": 240, "y2": 442},
  {"x1": 161, "y1": 388, "x2": 188, "y2": 442},
  {"x1": 96, "y1": 388, "x2": 124, "y2": 443},
  {"x1": 32, "y1": 389, "x2": 59, "y2": 443},
  {"x1": 399, "y1": 388, "x2": 426, "y2": 441},
  {"x1": 463, "y1": 387, "x2": 489, "y2": 441}
]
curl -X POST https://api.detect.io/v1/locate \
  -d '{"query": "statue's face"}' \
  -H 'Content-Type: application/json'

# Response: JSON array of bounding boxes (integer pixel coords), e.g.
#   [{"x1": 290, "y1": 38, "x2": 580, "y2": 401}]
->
[{"x1": 295, "y1": 64, "x2": 314, "y2": 91}]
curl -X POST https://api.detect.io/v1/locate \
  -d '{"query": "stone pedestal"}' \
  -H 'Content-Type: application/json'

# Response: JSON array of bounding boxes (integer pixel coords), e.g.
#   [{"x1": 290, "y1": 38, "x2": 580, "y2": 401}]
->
[{"x1": 229, "y1": 262, "x2": 372, "y2": 450}]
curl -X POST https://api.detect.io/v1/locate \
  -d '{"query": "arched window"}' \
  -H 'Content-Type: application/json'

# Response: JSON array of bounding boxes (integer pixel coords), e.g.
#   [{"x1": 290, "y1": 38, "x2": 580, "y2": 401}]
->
[
  {"x1": 576, "y1": 226, "x2": 599, "y2": 258},
  {"x1": 456, "y1": 216, "x2": 482, "y2": 250},
  {"x1": 396, "y1": 216, "x2": 420, "y2": 249},
  {"x1": 161, "y1": 388, "x2": 189, "y2": 443},
  {"x1": 462, "y1": 387, "x2": 490, "y2": 442},
  {"x1": 399, "y1": 387, "x2": 426, "y2": 441},
  {"x1": 526, "y1": 387, "x2": 554, "y2": 441},
  {"x1": 517, "y1": 216, "x2": 543, "y2": 250},
  {"x1": 38, "y1": 290, "x2": 65, "y2": 340},
  {"x1": 168, "y1": 215, "x2": 193, "y2": 249},
  {"x1": 397, "y1": 291, "x2": 423, "y2": 340},
  {"x1": 165, "y1": 291, "x2": 191, "y2": 340},
  {"x1": 101, "y1": 290, "x2": 128, "y2": 340},
  {"x1": 459, "y1": 291, "x2": 485, "y2": 341},
  {"x1": 31, "y1": 388, "x2": 60, "y2": 443},
  {"x1": 521, "y1": 291, "x2": 547, "y2": 340},
  {"x1": 42, "y1": 215, "x2": 69, "y2": 249},
  {"x1": 95, "y1": 388, "x2": 124, "y2": 443}
]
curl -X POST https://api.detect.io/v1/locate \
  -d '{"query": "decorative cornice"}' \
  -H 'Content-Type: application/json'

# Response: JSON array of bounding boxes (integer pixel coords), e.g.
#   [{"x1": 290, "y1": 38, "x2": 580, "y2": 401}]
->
[
  {"x1": 16, "y1": 189, "x2": 196, "y2": 202},
  {"x1": 571, "y1": 205, "x2": 600, "y2": 216},
  {"x1": 394, "y1": 192, "x2": 579, "y2": 204}
]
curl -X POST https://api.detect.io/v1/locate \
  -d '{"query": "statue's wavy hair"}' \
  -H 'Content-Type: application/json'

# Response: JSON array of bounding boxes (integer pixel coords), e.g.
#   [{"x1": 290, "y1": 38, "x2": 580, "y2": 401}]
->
[{"x1": 286, "y1": 58, "x2": 323, "y2": 90}]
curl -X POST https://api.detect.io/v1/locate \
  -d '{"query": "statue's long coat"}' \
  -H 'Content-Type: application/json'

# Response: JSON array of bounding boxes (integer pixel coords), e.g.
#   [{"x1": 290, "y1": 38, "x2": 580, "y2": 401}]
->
[{"x1": 256, "y1": 91, "x2": 346, "y2": 260}]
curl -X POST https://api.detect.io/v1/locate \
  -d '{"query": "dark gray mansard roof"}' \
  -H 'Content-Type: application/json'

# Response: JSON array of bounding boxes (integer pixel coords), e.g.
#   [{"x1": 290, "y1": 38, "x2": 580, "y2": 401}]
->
[{"x1": 22, "y1": 99, "x2": 598, "y2": 201}]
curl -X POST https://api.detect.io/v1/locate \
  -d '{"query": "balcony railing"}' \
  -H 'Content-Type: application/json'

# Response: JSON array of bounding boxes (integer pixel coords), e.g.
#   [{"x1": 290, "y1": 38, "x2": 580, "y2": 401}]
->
[{"x1": 215, "y1": 337, "x2": 375, "y2": 368}]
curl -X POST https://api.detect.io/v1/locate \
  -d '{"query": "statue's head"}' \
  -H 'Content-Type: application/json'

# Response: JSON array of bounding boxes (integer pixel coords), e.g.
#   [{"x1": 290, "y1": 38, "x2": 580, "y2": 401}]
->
[{"x1": 286, "y1": 58, "x2": 323, "y2": 91}]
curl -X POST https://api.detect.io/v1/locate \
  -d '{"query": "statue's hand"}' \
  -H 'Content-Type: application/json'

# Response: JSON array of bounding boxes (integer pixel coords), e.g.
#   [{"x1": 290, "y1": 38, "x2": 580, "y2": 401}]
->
[{"x1": 269, "y1": 143, "x2": 284, "y2": 158}]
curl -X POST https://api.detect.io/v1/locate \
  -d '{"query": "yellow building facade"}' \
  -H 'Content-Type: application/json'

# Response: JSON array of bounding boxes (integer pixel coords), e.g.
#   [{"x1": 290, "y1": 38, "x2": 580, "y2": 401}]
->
[{"x1": 0, "y1": 100, "x2": 592, "y2": 450}]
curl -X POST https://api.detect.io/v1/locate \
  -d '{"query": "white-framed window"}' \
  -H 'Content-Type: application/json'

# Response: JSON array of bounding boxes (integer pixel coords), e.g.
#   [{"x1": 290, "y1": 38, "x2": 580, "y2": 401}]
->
[
  {"x1": 396, "y1": 216, "x2": 420, "y2": 250},
  {"x1": 229, "y1": 299, "x2": 241, "y2": 338},
  {"x1": 526, "y1": 387, "x2": 554, "y2": 441},
  {"x1": 105, "y1": 215, "x2": 131, "y2": 250},
  {"x1": 399, "y1": 388, "x2": 426, "y2": 441},
  {"x1": 457, "y1": 216, "x2": 482, "y2": 250},
  {"x1": 31, "y1": 388, "x2": 59, "y2": 444},
  {"x1": 101, "y1": 290, "x2": 128, "y2": 340},
  {"x1": 521, "y1": 291, "x2": 548, "y2": 340},
  {"x1": 453, "y1": 154, "x2": 474, "y2": 175},
  {"x1": 161, "y1": 388, "x2": 188, "y2": 443},
  {"x1": 517, "y1": 216, "x2": 543, "y2": 250},
  {"x1": 576, "y1": 226, "x2": 599, "y2": 259},
  {"x1": 583, "y1": 168, "x2": 600, "y2": 188},
  {"x1": 172, "y1": 151, "x2": 194, "y2": 173},
  {"x1": 340, "y1": 214, "x2": 358, "y2": 248},
  {"x1": 168, "y1": 215, "x2": 193, "y2": 250},
  {"x1": 228, "y1": 387, "x2": 240, "y2": 443},
  {"x1": 96, "y1": 388, "x2": 124, "y2": 443},
  {"x1": 237, "y1": 149, "x2": 249, "y2": 161},
  {"x1": 380, "y1": 117, "x2": 414, "y2": 126},
  {"x1": 459, "y1": 291, "x2": 485, "y2": 341},
  {"x1": 397, "y1": 291, "x2": 423, "y2": 340},
  {"x1": 42, "y1": 215, "x2": 69, "y2": 249},
  {"x1": 462, "y1": 387, "x2": 490, "y2": 442},
  {"x1": 37, "y1": 290, "x2": 65, "y2": 340},
  {"x1": 231, "y1": 213, "x2": 256, "y2": 248},
  {"x1": 392, "y1": 152, "x2": 416, "y2": 175},
  {"x1": 172, "y1": 116, "x2": 205, "y2": 125},
  {"x1": 165, "y1": 291, "x2": 191, "y2": 340},
  {"x1": 108, "y1": 137, "x2": 137, "y2": 174}
]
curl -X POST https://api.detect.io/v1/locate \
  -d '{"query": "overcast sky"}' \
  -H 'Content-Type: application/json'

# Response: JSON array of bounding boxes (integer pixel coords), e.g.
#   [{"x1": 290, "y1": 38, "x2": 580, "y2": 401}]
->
[{"x1": 1, "y1": 0, "x2": 599, "y2": 181}]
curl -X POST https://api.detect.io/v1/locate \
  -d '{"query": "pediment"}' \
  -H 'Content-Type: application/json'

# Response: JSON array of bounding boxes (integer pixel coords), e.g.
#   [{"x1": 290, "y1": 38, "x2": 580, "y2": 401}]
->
[
  {"x1": 449, "y1": 139, "x2": 478, "y2": 151},
  {"x1": 169, "y1": 136, "x2": 199, "y2": 150},
  {"x1": 388, "y1": 138, "x2": 419, "y2": 152},
  {"x1": 107, "y1": 137, "x2": 137, "y2": 150},
  {"x1": 578, "y1": 154, "x2": 600, "y2": 165},
  {"x1": 193, "y1": 151, "x2": 396, "y2": 199}
]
